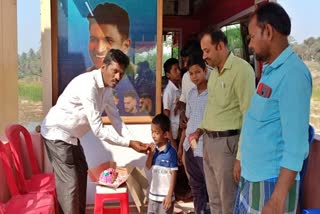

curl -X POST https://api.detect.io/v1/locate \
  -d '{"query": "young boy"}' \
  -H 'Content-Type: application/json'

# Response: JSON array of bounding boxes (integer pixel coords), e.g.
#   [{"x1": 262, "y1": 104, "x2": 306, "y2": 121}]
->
[
  {"x1": 146, "y1": 114, "x2": 178, "y2": 214},
  {"x1": 162, "y1": 58, "x2": 181, "y2": 145},
  {"x1": 178, "y1": 55, "x2": 209, "y2": 213}
]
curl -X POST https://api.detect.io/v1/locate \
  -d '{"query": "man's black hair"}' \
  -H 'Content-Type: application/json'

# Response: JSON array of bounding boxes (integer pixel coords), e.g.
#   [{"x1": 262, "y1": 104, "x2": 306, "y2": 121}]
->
[
  {"x1": 163, "y1": 58, "x2": 179, "y2": 74},
  {"x1": 187, "y1": 55, "x2": 206, "y2": 71},
  {"x1": 253, "y1": 2, "x2": 291, "y2": 36},
  {"x1": 103, "y1": 49, "x2": 129, "y2": 69},
  {"x1": 87, "y1": 3, "x2": 130, "y2": 39},
  {"x1": 180, "y1": 39, "x2": 202, "y2": 57},
  {"x1": 152, "y1": 114, "x2": 171, "y2": 132},
  {"x1": 200, "y1": 27, "x2": 228, "y2": 46}
]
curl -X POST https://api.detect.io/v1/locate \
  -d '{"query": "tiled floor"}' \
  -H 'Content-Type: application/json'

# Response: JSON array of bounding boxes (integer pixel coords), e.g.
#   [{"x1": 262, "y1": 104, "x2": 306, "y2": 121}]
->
[{"x1": 85, "y1": 201, "x2": 195, "y2": 213}]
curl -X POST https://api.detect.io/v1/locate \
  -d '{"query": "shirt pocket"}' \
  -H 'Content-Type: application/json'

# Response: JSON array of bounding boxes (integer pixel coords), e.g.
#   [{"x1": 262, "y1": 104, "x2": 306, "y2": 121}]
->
[
  {"x1": 213, "y1": 82, "x2": 232, "y2": 108},
  {"x1": 159, "y1": 159, "x2": 171, "y2": 167},
  {"x1": 249, "y1": 94, "x2": 278, "y2": 121}
]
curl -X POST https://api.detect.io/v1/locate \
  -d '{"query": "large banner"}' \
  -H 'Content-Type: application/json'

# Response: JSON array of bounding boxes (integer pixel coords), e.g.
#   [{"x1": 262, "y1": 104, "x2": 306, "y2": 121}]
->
[{"x1": 57, "y1": 0, "x2": 158, "y2": 121}]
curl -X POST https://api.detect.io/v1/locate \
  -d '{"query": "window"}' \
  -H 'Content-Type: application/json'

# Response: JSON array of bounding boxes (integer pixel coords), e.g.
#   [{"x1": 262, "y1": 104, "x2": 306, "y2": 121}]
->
[
  {"x1": 17, "y1": 0, "x2": 43, "y2": 131},
  {"x1": 278, "y1": 0, "x2": 320, "y2": 135},
  {"x1": 222, "y1": 24, "x2": 244, "y2": 59}
]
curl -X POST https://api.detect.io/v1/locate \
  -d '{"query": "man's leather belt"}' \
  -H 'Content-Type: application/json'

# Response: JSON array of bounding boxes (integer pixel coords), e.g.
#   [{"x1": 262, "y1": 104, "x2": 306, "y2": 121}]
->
[{"x1": 204, "y1": 129, "x2": 240, "y2": 138}]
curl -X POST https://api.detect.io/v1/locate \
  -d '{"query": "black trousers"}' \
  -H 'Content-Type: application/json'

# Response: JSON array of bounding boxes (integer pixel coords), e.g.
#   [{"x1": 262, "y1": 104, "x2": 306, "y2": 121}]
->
[{"x1": 42, "y1": 136, "x2": 88, "y2": 214}]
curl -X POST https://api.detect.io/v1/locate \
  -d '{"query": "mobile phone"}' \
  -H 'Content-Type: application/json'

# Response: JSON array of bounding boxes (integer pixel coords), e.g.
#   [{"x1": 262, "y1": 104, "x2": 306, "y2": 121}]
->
[{"x1": 257, "y1": 82, "x2": 272, "y2": 98}]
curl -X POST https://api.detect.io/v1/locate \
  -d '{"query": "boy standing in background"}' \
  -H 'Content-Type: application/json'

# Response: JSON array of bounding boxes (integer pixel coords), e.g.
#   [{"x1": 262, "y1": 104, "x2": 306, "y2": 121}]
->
[
  {"x1": 146, "y1": 114, "x2": 178, "y2": 214},
  {"x1": 181, "y1": 56, "x2": 209, "y2": 213},
  {"x1": 162, "y1": 58, "x2": 181, "y2": 145}
]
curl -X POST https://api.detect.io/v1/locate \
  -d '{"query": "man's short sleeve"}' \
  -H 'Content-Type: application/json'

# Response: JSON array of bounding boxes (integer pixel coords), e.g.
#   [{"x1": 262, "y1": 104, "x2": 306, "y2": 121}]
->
[{"x1": 163, "y1": 87, "x2": 173, "y2": 110}]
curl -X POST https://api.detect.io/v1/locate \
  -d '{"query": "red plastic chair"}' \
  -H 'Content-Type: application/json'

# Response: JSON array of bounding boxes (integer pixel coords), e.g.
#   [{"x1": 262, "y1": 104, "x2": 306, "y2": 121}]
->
[
  {"x1": 0, "y1": 140, "x2": 55, "y2": 214},
  {"x1": 5, "y1": 124, "x2": 58, "y2": 210}
]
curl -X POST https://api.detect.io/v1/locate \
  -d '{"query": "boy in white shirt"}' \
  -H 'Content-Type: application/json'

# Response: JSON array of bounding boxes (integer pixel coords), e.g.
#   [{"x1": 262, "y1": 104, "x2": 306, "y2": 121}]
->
[{"x1": 162, "y1": 58, "x2": 181, "y2": 144}]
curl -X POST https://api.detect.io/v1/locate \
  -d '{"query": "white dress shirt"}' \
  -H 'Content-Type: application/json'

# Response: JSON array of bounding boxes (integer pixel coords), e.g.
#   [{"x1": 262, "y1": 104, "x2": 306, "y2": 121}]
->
[
  {"x1": 41, "y1": 69, "x2": 132, "y2": 146},
  {"x1": 179, "y1": 71, "x2": 195, "y2": 104},
  {"x1": 162, "y1": 80, "x2": 181, "y2": 139}
]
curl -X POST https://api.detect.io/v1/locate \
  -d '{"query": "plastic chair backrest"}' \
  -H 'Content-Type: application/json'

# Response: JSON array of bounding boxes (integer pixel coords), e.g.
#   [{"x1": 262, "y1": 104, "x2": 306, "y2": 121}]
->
[
  {"x1": 0, "y1": 140, "x2": 20, "y2": 196},
  {"x1": 299, "y1": 125, "x2": 316, "y2": 212},
  {"x1": 308, "y1": 125, "x2": 315, "y2": 146},
  {"x1": 5, "y1": 124, "x2": 40, "y2": 175}
]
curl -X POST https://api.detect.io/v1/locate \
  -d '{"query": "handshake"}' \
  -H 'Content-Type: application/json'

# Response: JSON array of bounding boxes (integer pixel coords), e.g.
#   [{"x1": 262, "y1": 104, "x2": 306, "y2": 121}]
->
[{"x1": 129, "y1": 140, "x2": 153, "y2": 154}]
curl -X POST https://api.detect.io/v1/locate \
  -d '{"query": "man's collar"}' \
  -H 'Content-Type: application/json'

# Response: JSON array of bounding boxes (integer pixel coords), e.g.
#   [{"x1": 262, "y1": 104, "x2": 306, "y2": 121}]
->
[
  {"x1": 156, "y1": 142, "x2": 171, "y2": 153},
  {"x1": 263, "y1": 45, "x2": 293, "y2": 75},
  {"x1": 92, "y1": 69, "x2": 105, "y2": 88},
  {"x1": 168, "y1": 80, "x2": 180, "y2": 90},
  {"x1": 217, "y1": 52, "x2": 234, "y2": 75}
]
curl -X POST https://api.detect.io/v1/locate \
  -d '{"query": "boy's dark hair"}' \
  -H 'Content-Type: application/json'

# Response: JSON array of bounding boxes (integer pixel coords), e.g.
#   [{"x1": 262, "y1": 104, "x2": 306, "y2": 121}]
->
[
  {"x1": 152, "y1": 114, "x2": 171, "y2": 133},
  {"x1": 103, "y1": 49, "x2": 129, "y2": 69},
  {"x1": 87, "y1": 3, "x2": 130, "y2": 39},
  {"x1": 187, "y1": 55, "x2": 206, "y2": 71},
  {"x1": 180, "y1": 39, "x2": 202, "y2": 57},
  {"x1": 163, "y1": 58, "x2": 179, "y2": 75},
  {"x1": 253, "y1": 2, "x2": 291, "y2": 36},
  {"x1": 200, "y1": 27, "x2": 228, "y2": 46}
]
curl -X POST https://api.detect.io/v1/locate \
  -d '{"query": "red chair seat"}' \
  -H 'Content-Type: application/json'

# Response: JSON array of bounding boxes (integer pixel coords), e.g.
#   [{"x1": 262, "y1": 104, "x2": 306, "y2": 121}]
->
[
  {"x1": 94, "y1": 185, "x2": 129, "y2": 214},
  {"x1": 4, "y1": 192, "x2": 55, "y2": 214},
  {"x1": 26, "y1": 173, "x2": 55, "y2": 193},
  {"x1": 0, "y1": 140, "x2": 55, "y2": 214},
  {"x1": 5, "y1": 124, "x2": 58, "y2": 212}
]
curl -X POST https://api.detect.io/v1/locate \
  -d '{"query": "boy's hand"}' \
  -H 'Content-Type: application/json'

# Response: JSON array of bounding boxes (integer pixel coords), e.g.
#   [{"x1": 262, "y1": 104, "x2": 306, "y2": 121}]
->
[
  {"x1": 189, "y1": 128, "x2": 203, "y2": 142},
  {"x1": 233, "y1": 159, "x2": 241, "y2": 183},
  {"x1": 174, "y1": 101, "x2": 183, "y2": 116},
  {"x1": 177, "y1": 146, "x2": 183, "y2": 166},
  {"x1": 149, "y1": 143, "x2": 156, "y2": 154},
  {"x1": 162, "y1": 195, "x2": 172, "y2": 210},
  {"x1": 179, "y1": 111, "x2": 187, "y2": 129}
]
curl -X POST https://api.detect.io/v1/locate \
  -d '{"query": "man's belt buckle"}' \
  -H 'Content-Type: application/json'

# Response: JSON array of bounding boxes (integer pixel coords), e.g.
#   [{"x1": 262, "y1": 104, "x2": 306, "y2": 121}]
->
[{"x1": 215, "y1": 132, "x2": 220, "y2": 138}]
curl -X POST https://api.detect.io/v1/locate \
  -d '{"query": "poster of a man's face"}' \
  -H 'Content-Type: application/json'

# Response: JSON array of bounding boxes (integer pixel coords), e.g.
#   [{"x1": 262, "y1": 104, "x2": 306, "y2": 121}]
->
[
  {"x1": 87, "y1": 3, "x2": 131, "y2": 70},
  {"x1": 57, "y1": 0, "x2": 157, "y2": 119}
]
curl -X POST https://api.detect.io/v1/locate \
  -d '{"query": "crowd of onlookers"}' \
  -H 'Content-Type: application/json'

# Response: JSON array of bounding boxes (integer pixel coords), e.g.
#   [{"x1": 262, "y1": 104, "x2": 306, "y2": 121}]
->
[{"x1": 145, "y1": 2, "x2": 313, "y2": 214}]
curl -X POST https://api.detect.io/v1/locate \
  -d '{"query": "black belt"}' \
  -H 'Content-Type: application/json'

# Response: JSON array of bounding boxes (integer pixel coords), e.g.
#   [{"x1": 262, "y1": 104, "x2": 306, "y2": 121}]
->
[{"x1": 204, "y1": 129, "x2": 240, "y2": 138}]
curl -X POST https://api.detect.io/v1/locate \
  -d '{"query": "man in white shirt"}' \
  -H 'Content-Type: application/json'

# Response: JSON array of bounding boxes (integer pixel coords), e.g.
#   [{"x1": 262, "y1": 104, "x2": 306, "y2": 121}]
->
[{"x1": 41, "y1": 49, "x2": 149, "y2": 214}]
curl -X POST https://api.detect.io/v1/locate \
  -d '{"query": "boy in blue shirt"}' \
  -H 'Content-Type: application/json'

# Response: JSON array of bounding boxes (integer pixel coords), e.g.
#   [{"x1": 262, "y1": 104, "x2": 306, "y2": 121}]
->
[
  {"x1": 179, "y1": 55, "x2": 209, "y2": 213},
  {"x1": 146, "y1": 114, "x2": 178, "y2": 214}
]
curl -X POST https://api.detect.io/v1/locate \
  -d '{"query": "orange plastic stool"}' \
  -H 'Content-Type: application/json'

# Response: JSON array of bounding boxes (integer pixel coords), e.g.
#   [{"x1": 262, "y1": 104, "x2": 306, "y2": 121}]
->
[{"x1": 94, "y1": 185, "x2": 129, "y2": 214}]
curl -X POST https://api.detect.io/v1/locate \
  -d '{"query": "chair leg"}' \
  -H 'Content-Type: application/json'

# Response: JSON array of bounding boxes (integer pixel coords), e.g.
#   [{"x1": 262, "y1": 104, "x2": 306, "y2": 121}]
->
[
  {"x1": 94, "y1": 193, "x2": 104, "y2": 214},
  {"x1": 94, "y1": 192, "x2": 129, "y2": 214},
  {"x1": 120, "y1": 192, "x2": 129, "y2": 214}
]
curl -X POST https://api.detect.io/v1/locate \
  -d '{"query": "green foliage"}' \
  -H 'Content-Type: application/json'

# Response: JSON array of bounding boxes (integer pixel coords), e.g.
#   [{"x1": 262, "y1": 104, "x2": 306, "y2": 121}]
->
[
  {"x1": 313, "y1": 87, "x2": 320, "y2": 101},
  {"x1": 18, "y1": 48, "x2": 42, "y2": 80},
  {"x1": 291, "y1": 36, "x2": 320, "y2": 62},
  {"x1": 223, "y1": 25, "x2": 243, "y2": 57},
  {"x1": 18, "y1": 80, "x2": 42, "y2": 102},
  {"x1": 172, "y1": 47, "x2": 179, "y2": 59}
]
